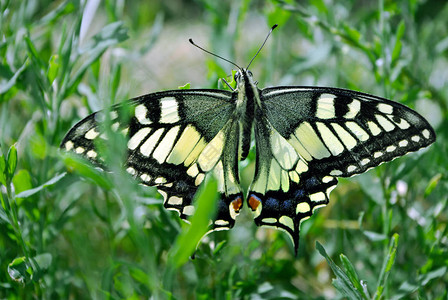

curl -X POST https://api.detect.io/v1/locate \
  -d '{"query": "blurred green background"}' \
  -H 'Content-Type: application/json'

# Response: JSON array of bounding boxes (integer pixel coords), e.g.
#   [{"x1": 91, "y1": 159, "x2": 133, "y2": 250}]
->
[{"x1": 1, "y1": 0, "x2": 447, "y2": 299}]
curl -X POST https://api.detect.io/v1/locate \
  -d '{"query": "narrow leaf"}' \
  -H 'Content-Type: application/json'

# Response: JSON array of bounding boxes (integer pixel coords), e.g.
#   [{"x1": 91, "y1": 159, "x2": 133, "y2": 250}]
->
[
  {"x1": 316, "y1": 241, "x2": 364, "y2": 299},
  {"x1": 169, "y1": 177, "x2": 218, "y2": 268},
  {"x1": 374, "y1": 233, "x2": 399, "y2": 300},
  {"x1": 15, "y1": 173, "x2": 67, "y2": 199},
  {"x1": 7, "y1": 145, "x2": 17, "y2": 180}
]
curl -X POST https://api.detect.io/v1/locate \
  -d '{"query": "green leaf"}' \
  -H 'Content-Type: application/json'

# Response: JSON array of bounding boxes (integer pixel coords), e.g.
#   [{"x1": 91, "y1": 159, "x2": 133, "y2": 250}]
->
[
  {"x1": 68, "y1": 21, "x2": 129, "y2": 91},
  {"x1": 47, "y1": 54, "x2": 61, "y2": 84},
  {"x1": 392, "y1": 267, "x2": 447, "y2": 300},
  {"x1": 169, "y1": 177, "x2": 218, "y2": 268},
  {"x1": 340, "y1": 254, "x2": 370, "y2": 299},
  {"x1": 424, "y1": 173, "x2": 442, "y2": 196},
  {"x1": 178, "y1": 83, "x2": 191, "y2": 90},
  {"x1": 12, "y1": 169, "x2": 33, "y2": 205},
  {"x1": 30, "y1": 253, "x2": 52, "y2": 282},
  {"x1": 0, "y1": 60, "x2": 27, "y2": 94},
  {"x1": 316, "y1": 241, "x2": 364, "y2": 299},
  {"x1": 61, "y1": 153, "x2": 112, "y2": 190},
  {"x1": 6, "y1": 145, "x2": 17, "y2": 181},
  {"x1": 374, "y1": 233, "x2": 399, "y2": 300},
  {"x1": 8, "y1": 257, "x2": 30, "y2": 284},
  {"x1": 0, "y1": 154, "x2": 6, "y2": 186},
  {"x1": 15, "y1": 172, "x2": 67, "y2": 199},
  {"x1": 363, "y1": 230, "x2": 388, "y2": 242},
  {"x1": 0, "y1": 192, "x2": 10, "y2": 224},
  {"x1": 391, "y1": 20, "x2": 405, "y2": 65}
]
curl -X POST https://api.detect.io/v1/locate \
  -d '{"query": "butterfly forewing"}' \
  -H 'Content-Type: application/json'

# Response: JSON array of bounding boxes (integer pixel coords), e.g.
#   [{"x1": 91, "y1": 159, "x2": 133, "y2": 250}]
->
[
  {"x1": 261, "y1": 87, "x2": 435, "y2": 177},
  {"x1": 61, "y1": 89, "x2": 244, "y2": 231}
]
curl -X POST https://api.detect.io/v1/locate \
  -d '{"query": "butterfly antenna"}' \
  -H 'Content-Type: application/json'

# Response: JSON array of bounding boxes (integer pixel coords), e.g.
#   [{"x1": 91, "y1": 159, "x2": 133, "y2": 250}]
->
[
  {"x1": 189, "y1": 39, "x2": 241, "y2": 70},
  {"x1": 246, "y1": 24, "x2": 278, "y2": 70}
]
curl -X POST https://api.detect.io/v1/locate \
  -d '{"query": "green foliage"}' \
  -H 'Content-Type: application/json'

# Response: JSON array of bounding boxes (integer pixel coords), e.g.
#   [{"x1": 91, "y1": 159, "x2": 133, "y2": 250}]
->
[{"x1": 1, "y1": 0, "x2": 447, "y2": 299}]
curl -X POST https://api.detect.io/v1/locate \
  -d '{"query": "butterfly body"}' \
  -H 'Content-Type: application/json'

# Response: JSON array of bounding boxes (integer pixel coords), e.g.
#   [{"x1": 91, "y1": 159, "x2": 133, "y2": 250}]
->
[{"x1": 62, "y1": 66, "x2": 435, "y2": 253}]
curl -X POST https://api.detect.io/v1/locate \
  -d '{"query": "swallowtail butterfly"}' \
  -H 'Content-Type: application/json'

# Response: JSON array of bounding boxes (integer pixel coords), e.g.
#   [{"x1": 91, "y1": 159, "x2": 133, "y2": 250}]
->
[{"x1": 61, "y1": 25, "x2": 435, "y2": 253}]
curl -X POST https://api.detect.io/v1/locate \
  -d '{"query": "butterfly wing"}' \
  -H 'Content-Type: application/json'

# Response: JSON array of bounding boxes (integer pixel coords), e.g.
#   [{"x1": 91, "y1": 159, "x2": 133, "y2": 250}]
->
[
  {"x1": 61, "y1": 89, "x2": 244, "y2": 231},
  {"x1": 248, "y1": 86, "x2": 436, "y2": 252}
]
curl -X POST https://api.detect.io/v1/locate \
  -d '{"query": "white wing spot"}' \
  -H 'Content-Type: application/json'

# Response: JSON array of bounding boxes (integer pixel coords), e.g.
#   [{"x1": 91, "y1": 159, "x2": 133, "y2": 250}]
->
[
  {"x1": 126, "y1": 167, "x2": 136, "y2": 176},
  {"x1": 295, "y1": 160, "x2": 309, "y2": 174},
  {"x1": 377, "y1": 103, "x2": 394, "y2": 114},
  {"x1": 111, "y1": 122, "x2": 119, "y2": 131},
  {"x1": 153, "y1": 126, "x2": 180, "y2": 163},
  {"x1": 187, "y1": 164, "x2": 199, "y2": 177},
  {"x1": 376, "y1": 115, "x2": 395, "y2": 132},
  {"x1": 168, "y1": 196, "x2": 182, "y2": 205},
  {"x1": 346, "y1": 121, "x2": 369, "y2": 142},
  {"x1": 140, "y1": 128, "x2": 164, "y2": 157},
  {"x1": 331, "y1": 123, "x2": 357, "y2": 150},
  {"x1": 316, "y1": 94, "x2": 336, "y2": 119},
  {"x1": 330, "y1": 169, "x2": 342, "y2": 176},
  {"x1": 361, "y1": 158, "x2": 370, "y2": 165},
  {"x1": 110, "y1": 111, "x2": 118, "y2": 119},
  {"x1": 310, "y1": 192, "x2": 326, "y2": 202},
  {"x1": 262, "y1": 218, "x2": 277, "y2": 224},
  {"x1": 322, "y1": 176, "x2": 334, "y2": 183},
  {"x1": 135, "y1": 104, "x2": 152, "y2": 125},
  {"x1": 154, "y1": 177, "x2": 167, "y2": 184},
  {"x1": 86, "y1": 150, "x2": 97, "y2": 158},
  {"x1": 195, "y1": 173, "x2": 205, "y2": 186},
  {"x1": 386, "y1": 145, "x2": 397, "y2": 152},
  {"x1": 289, "y1": 171, "x2": 300, "y2": 183},
  {"x1": 422, "y1": 129, "x2": 430, "y2": 139},
  {"x1": 347, "y1": 165, "x2": 357, "y2": 173},
  {"x1": 65, "y1": 141, "x2": 74, "y2": 150},
  {"x1": 367, "y1": 121, "x2": 382, "y2": 136},
  {"x1": 85, "y1": 128, "x2": 99, "y2": 140},
  {"x1": 183, "y1": 205, "x2": 195, "y2": 216},
  {"x1": 75, "y1": 147, "x2": 85, "y2": 154},
  {"x1": 394, "y1": 118, "x2": 410, "y2": 129},
  {"x1": 279, "y1": 216, "x2": 294, "y2": 230},
  {"x1": 398, "y1": 140, "x2": 408, "y2": 147},
  {"x1": 215, "y1": 220, "x2": 229, "y2": 226},
  {"x1": 140, "y1": 173, "x2": 151, "y2": 182},
  {"x1": 411, "y1": 135, "x2": 420, "y2": 142},
  {"x1": 344, "y1": 99, "x2": 361, "y2": 118},
  {"x1": 374, "y1": 151, "x2": 383, "y2": 158},
  {"x1": 160, "y1": 97, "x2": 180, "y2": 124},
  {"x1": 296, "y1": 202, "x2": 311, "y2": 214},
  {"x1": 128, "y1": 127, "x2": 151, "y2": 150},
  {"x1": 316, "y1": 122, "x2": 344, "y2": 155}
]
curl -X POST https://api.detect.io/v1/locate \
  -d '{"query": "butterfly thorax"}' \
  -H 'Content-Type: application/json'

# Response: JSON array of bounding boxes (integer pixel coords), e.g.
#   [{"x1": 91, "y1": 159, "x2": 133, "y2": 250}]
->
[{"x1": 234, "y1": 69, "x2": 258, "y2": 161}]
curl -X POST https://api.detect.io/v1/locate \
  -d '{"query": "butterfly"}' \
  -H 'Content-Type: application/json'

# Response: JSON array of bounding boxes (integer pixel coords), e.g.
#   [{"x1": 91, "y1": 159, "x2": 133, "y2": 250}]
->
[{"x1": 61, "y1": 25, "x2": 436, "y2": 253}]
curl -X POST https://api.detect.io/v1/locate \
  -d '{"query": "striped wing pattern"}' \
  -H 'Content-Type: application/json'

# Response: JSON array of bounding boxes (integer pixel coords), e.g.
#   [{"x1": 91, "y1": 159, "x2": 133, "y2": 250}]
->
[
  {"x1": 246, "y1": 87, "x2": 435, "y2": 252},
  {"x1": 61, "y1": 75, "x2": 435, "y2": 253},
  {"x1": 61, "y1": 90, "x2": 244, "y2": 231}
]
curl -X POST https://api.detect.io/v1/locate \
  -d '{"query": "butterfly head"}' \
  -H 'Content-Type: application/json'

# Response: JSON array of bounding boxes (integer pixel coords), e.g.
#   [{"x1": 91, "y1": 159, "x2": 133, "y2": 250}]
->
[{"x1": 234, "y1": 68, "x2": 256, "y2": 90}]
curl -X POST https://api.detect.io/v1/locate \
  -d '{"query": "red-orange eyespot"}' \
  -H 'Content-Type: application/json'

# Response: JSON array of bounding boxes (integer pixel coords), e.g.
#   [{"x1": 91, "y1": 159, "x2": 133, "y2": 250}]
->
[
  {"x1": 231, "y1": 197, "x2": 243, "y2": 212},
  {"x1": 248, "y1": 195, "x2": 261, "y2": 211}
]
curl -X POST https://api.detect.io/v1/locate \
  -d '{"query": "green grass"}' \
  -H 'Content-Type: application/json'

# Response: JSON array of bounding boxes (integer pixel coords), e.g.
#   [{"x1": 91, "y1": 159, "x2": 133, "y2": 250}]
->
[{"x1": 1, "y1": 0, "x2": 447, "y2": 299}]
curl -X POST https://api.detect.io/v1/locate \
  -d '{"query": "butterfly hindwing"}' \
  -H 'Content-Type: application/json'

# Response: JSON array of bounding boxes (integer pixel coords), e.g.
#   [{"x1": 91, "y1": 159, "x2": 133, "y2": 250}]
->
[{"x1": 61, "y1": 89, "x2": 244, "y2": 231}]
